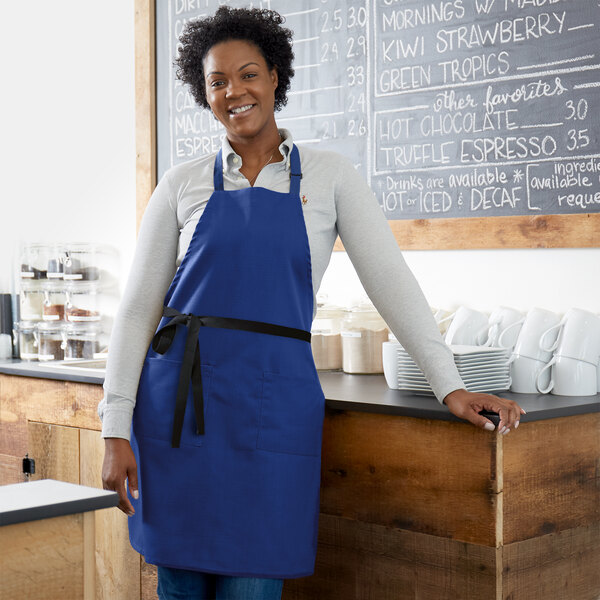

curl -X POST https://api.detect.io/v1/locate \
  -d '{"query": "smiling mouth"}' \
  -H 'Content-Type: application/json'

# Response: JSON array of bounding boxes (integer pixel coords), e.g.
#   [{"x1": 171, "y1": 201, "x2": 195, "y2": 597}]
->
[{"x1": 229, "y1": 104, "x2": 255, "y2": 115}]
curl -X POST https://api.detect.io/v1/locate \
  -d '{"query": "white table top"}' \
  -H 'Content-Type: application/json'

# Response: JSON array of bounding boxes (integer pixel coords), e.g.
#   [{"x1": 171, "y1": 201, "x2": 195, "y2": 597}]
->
[{"x1": 0, "y1": 479, "x2": 119, "y2": 526}]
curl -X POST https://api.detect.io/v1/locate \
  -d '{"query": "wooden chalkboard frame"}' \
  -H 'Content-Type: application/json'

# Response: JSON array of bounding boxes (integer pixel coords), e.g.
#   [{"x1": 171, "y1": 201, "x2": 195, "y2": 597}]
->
[{"x1": 134, "y1": 0, "x2": 599, "y2": 249}]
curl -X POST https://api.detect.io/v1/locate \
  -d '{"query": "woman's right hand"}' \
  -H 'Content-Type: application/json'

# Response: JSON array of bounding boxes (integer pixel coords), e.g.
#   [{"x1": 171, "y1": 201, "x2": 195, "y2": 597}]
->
[{"x1": 102, "y1": 437, "x2": 139, "y2": 516}]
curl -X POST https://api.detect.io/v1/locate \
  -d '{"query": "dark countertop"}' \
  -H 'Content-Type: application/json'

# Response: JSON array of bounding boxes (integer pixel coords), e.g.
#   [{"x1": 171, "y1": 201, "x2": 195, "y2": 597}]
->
[
  {"x1": 0, "y1": 479, "x2": 119, "y2": 526},
  {"x1": 319, "y1": 371, "x2": 600, "y2": 424},
  {"x1": 0, "y1": 359, "x2": 105, "y2": 384},
  {"x1": 1, "y1": 360, "x2": 598, "y2": 423}
]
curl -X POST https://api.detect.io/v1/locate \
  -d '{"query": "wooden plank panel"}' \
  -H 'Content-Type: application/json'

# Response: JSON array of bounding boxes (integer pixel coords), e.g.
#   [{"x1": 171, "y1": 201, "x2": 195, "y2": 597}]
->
[
  {"x1": 0, "y1": 374, "x2": 29, "y2": 457},
  {"x1": 503, "y1": 414, "x2": 600, "y2": 544},
  {"x1": 25, "y1": 379, "x2": 103, "y2": 430},
  {"x1": 333, "y1": 213, "x2": 600, "y2": 251},
  {"x1": 80, "y1": 428, "x2": 141, "y2": 600},
  {"x1": 503, "y1": 524, "x2": 600, "y2": 600},
  {"x1": 141, "y1": 557, "x2": 159, "y2": 600},
  {"x1": 135, "y1": 0, "x2": 156, "y2": 233},
  {"x1": 320, "y1": 410, "x2": 499, "y2": 546},
  {"x1": 413, "y1": 535, "x2": 498, "y2": 600},
  {"x1": 0, "y1": 375, "x2": 103, "y2": 442},
  {"x1": 28, "y1": 421, "x2": 79, "y2": 484},
  {"x1": 84, "y1": 511, "x2": 96, "y2": 600},
  {"x1": 0, "y1": 453, "x2": 23, "y2": 485},
  {"x1": 0, "y1": 514, "x2": 84, "y2": 600},
  {"x1": 284, "y1": 514, "x2": 496, "y2": 600}
]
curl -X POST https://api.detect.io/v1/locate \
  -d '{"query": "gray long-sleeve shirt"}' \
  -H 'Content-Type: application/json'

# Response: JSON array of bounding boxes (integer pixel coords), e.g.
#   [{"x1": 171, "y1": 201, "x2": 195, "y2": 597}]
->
[{"x1": 98, "y1": 129, "x2": 464, "y2": 439}]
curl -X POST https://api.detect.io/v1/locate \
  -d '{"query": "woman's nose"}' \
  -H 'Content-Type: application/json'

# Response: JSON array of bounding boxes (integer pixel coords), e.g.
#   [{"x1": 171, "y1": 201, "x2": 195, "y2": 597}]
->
[{"x1": 225, "y1": 80, "x2": 243, "y2": 98}]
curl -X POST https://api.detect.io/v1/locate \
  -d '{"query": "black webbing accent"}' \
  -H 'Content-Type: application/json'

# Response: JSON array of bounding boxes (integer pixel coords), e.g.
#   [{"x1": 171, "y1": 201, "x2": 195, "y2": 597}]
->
[{"x1": 151, "y1": 306, "x2": 311, "y2": 448}]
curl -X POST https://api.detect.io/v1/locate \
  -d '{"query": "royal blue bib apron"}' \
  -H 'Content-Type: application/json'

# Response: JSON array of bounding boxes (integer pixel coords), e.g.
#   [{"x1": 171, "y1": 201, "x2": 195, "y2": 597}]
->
[{"x1": 128, "y1": 145, "x2": 325, "y2": 578}]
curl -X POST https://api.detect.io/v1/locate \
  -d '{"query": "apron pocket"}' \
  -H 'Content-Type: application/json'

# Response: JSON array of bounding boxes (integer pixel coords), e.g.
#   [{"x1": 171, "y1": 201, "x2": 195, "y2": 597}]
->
[
  {"x1": 134, "y1": 356, "x2": 213, "y2": 447},
  {"x1": 257, "y1": 371, "x2": 325, "y2": 457}
]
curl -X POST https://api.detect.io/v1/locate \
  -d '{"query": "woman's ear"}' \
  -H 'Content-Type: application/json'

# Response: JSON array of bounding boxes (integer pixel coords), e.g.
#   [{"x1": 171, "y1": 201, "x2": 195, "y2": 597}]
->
[{"x1": 271, "y1": 66, "x2": 278, "y2": 90}]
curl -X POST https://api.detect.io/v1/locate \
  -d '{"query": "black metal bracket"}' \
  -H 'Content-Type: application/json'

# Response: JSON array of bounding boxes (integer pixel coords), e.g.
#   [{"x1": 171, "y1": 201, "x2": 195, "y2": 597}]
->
[{"x1": 22, "y1": 454, "x2": 36, "y2": 478}]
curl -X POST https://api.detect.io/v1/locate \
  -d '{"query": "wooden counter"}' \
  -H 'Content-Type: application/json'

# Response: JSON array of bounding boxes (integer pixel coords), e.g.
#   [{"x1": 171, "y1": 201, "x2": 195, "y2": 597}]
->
[
  {"x1": 0, "y1": 366, "x2": 598, "y2": 599},
  {"x1": 295, "y1": 374, "x2": 600, "y2": 600},
  {"x1": 0, "y1": 480, "x2": 118, "y2": 599}
]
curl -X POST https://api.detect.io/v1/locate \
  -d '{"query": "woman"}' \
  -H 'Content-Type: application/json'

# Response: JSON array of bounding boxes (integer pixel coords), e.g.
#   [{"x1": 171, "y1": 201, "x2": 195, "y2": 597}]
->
[{"x1": 100, "y1": 7, "x2": 523, "y2": 600}]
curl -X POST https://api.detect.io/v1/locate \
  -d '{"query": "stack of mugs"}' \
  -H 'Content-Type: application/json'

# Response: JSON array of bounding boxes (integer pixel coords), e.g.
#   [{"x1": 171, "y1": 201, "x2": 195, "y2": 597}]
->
[
  {"x1": 534, "y1": 308, "x2": 600, "y2": 396},
  {"x1": 442, "y1": 306, "x2": 524, "y2": 350},
  {"x1": 436, "y1": 305, "x2": 600, "y2": 396},
  {"x1": 509, "y1": 308, "x2": 562, "y2": 394}
]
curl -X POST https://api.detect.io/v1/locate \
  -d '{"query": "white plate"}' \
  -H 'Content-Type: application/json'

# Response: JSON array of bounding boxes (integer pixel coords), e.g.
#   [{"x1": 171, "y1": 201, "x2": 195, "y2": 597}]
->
[
  {"x1": 396, "y1": 365, "x2": 425, "y2": 372},
  {"x1": 397, "y1": 346, "x2": 511, "y2": 361},
  {"x1": 398, "y1": 359, "x2": 510, "y2": 371},
  {"x1": 455, "y1": 358, "x2": 511, "y2": 367},
  {"x1": 458, "y1": 365, "x2": 510, "y2": 373},
  {"x1": 398, "y1": 380, "x2": 511, "y2": 392},
  {"x1": 398, "y1": 372, "x2": 510, "y2": 383},
  {"x1": 462, "y1": 377, "x2": 512, "y2": 385},
  {"x1": 450, "y1": 345, "x2": 511, "y2": 356}
]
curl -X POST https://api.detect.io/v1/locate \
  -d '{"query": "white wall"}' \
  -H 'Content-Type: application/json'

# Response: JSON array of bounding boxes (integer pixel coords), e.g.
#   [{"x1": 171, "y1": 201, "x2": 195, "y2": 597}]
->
[
  {"x1": 320, "y1": 248, "x2": 600, "y2": 316},
  {"x1": 0, "y1": 1, "x2": 136, "y2": 294},
  {"x1": 1, "y1": 1, "x2": 597, "y2": 320}
]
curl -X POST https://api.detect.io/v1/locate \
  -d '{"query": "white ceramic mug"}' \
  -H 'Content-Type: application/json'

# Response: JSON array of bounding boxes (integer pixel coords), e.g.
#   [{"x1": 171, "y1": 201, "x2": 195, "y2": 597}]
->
[
  {"x1": 433, "y1": 308, "x2": 455, "y2": 336},
  {"x1": 512, "y1": 307, "x2": 561, "y2": 362},
  {"x1": 540, "y1": 308, "x2": 600, "y2": 364},
  {"x1": 484, "y1": 306, "x2": 524, "y2": 349},
  {"x1": 444, "y1": 307, "x2": 489, "y2": 346},
  {"x1": 536, "y1": 354, "x2": 598, "y2": 396},
  {"x1": 510, "y1": 353, "x2": 550, "y2": 394}
]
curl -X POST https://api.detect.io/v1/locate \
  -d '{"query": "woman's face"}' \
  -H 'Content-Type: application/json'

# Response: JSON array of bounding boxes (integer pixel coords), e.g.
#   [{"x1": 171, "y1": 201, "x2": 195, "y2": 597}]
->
[{"x1": 203, "y1": 39, "x2": 278, "y2": 143}]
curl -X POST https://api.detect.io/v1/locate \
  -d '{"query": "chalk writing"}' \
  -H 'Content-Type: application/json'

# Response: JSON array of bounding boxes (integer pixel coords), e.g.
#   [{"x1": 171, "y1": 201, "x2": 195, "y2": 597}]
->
[{"x1": 156, "y1": 0, "x2": 600, "y2": 219}]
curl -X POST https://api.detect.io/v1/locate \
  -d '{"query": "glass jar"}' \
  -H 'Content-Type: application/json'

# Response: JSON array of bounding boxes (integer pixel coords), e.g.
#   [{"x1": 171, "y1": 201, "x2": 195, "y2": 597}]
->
[
  {"x1": 19, "y1": 280, "x2": 44, "y2": 321},
  {"x1": 42, "y1": 280, "x2": 66, "y2": 321},
  {"x1": 64, "y1": 322, "x2": 103, "y2": 360},
  {"x1": 17, "y1": 321, "x2": 38, "y2": 361},
  {"x1": 36, "y1": 322, "x2": 65, "y2": 361},
  {"x1": 20, "y1": 243, "x2": 49, "y2": 280},
  {"x1": 62, "y1": 243, "x2": 118, "y2": 287},
  {"x1": 65, "y1": 282, "x2": 101, "y2": 322},
  {"x1": 341, "y1": 302, "x2": 389, "y2": 374},
  {"x1": 311, "y1": 304, "x2": 343, "y2": 370},
  {"x1": 46, "y1": 243, "x2": 65, "y2": 280}
]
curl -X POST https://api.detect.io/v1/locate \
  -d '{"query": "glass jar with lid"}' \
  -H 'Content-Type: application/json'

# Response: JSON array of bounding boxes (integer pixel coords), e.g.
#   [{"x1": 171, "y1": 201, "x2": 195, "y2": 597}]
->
[
  {"x1": 19, "y1": 280, "x2": 44, "y2": 321},
  {"x1": 62, "y1": 243, "x2": 119, "y2": 288},
  {"x1": 341, "y1": 302, "x2": 389, "y2": 374},
  {"x1": 36, "y1": 322, "x2": 65, "y2": 361},
  {"x1": 42, "y1": 280, "x2": 66, "y2": 321},
  {"x1": 311, "y1": 304, "x2": 343, "y2": 370},
  {"x1": 20, "y1": 243, "x2": 49, "y2": 280},
  {"x1": 46, "y1": 243, "x2": 65, "y2": 280},
  {"x1": 16, "y1": 321, "x2": 38, "y2": 361},
  {"x1": 65, "y1": 282, "x2": 101, "y2": 322},
  {"x1": 64, "y1": 322, "x2": 104, "y2": 360}
]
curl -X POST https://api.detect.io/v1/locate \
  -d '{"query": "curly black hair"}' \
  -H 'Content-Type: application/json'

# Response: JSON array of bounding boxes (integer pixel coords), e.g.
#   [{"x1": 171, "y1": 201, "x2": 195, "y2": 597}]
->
[{"x1": 175, "y1": 6, "x2": 295, "y2": 112}]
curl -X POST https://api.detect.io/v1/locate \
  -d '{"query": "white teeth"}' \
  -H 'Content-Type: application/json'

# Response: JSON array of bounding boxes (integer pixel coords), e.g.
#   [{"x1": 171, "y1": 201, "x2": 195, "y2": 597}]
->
[{"x1": 230, "y1": 104, "x2": 253, "y2": 114}]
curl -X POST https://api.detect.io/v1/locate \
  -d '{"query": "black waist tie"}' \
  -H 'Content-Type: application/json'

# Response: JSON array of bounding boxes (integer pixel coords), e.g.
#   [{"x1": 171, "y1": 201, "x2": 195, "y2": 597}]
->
[{"x1": 151, "y1": 306, "x2": 312, "y2": 448}]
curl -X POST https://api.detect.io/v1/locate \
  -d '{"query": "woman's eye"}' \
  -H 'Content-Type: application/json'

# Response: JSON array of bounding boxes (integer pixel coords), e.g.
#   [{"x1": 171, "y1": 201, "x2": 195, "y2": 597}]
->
[
  {"x1": 243, "y1": 73, "x2": 257, "y2": 79},
  {"x1": 210, "y1": 80, "x2": 225, "y2": 87}
]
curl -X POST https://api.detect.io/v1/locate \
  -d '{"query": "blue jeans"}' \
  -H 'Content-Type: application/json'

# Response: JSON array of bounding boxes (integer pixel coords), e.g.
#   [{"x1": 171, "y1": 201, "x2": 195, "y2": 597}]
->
[{"x1": 156, "y1": 566, "x2": 284, "y2": 600}]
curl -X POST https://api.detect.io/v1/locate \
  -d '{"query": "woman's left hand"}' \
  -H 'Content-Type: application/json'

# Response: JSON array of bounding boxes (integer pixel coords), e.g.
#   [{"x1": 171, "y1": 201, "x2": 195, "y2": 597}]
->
[{"x1": 443, "y1": 388, "x2": 525, "y2": 434}]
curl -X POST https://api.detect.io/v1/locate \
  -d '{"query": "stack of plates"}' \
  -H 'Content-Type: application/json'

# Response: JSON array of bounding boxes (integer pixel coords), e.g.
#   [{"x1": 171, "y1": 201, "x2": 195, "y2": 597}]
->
[{"x1": 385, "y1": 343, "x2": 512, "y2": 395}]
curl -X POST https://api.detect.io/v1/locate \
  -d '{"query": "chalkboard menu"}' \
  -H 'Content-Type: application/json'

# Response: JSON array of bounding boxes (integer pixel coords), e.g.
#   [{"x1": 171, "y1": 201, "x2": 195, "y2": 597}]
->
[{"x1": 156, "y1": 0, "x2": 600, "y2": 221}]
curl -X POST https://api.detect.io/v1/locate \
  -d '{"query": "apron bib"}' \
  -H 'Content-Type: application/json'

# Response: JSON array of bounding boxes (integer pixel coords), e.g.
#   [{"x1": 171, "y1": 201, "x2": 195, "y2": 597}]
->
[{"x1": 128, "y1": 146, "x2": 325, "y2": 578}]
